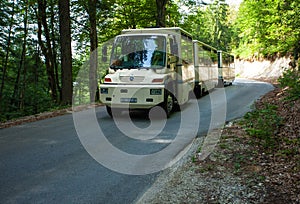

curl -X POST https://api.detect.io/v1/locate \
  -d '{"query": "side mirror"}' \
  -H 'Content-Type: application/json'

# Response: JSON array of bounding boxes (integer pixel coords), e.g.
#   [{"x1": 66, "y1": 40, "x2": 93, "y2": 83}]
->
[
  {"x1": 171, "y1": 44, "x2": 178, "y2": 55},
  {"x1": 168, "y1": 55, "x2": 177, "y2": 64},
  {"x1": 102, "y1": 45, "x2": 107, "y2": 62},
  {"x1": 167, "y1": 55, "x2": 177, "y2": 68}
]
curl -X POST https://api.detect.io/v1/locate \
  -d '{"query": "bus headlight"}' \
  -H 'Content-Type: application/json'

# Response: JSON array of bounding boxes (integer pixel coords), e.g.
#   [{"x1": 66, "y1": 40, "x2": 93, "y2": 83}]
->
[{"x1": 101, "y1": 88, "x2": 108, "y2": 94}]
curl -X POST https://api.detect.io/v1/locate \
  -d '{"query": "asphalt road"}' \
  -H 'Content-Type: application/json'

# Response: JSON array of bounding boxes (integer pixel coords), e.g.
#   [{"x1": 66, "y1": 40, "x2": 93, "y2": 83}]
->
[{"x1": 0, "y1": 79, "x2": 274, "y2": 204}]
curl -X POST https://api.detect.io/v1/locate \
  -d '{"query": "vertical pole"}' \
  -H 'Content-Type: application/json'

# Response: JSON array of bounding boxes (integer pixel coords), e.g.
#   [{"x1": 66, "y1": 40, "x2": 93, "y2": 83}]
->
[{"x1": 217, "y1": 50, "x2": 223, "y2": 87}]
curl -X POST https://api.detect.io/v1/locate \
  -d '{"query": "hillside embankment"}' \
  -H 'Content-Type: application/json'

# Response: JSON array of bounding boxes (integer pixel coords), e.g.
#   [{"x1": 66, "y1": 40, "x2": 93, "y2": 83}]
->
[{"x1": 235, "y1": 56, "x2": 291, "y2": 81}]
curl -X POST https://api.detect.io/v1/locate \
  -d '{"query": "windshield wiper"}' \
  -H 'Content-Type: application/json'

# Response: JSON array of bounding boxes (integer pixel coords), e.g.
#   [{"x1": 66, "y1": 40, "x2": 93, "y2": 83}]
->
[
  {"x1": 109, "y1": 65, "x2": 127, "y2": 71},
  {"x1": 109, "y1": 65, "x2": 139, "y2": 70}
]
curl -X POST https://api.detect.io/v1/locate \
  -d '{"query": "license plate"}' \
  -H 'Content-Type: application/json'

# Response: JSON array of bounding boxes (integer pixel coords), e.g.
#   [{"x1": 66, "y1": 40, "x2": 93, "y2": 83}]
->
[{"x1": 120, "y1": 98, "x2": 137, "y2": 103}]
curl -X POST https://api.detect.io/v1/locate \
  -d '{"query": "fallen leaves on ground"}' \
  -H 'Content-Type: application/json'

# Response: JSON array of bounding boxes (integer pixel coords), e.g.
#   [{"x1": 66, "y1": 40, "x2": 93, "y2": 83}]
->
[{"x1": 195, "y1": 85, "x2": 300, "y2": 203}]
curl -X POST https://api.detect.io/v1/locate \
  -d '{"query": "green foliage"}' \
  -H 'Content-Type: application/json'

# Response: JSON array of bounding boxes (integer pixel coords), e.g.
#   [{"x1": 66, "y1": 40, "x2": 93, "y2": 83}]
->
[
  {"x1": 278, "y1": 65, "x2": 300, "y2": 100},
  {"x1": 243, "y1": 104, "x2": 283, "y2": 149},
  {"x1": 182, "y1": 0, "x2": 234, "y2": 51},
  {"x1": 234, "y1": 0, "x2": 300, "y2": 58}
]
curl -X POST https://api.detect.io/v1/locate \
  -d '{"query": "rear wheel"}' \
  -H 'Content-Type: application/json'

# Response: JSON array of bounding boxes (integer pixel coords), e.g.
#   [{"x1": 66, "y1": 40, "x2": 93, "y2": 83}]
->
[{"x1": 194, "y1": 85, "x2": 202, "y2": 99}]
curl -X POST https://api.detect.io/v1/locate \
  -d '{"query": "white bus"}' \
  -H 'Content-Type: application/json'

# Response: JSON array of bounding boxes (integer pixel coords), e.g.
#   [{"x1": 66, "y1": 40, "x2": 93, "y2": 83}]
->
[{"x1": 99, "y1": 27, "x2": 234, "y2": 117}]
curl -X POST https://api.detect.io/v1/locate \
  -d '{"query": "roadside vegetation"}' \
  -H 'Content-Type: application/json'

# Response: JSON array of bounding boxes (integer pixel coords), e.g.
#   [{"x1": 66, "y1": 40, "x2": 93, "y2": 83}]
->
[
  {"x1": 242, "y1": 64, "x2": 299, "y2": 155},
  {"x1": 241, "y1": 66, "x2": 299, "y2": 202},
  {"x1": 190, "y1": 64, "x2": 300, "y2": 202}
]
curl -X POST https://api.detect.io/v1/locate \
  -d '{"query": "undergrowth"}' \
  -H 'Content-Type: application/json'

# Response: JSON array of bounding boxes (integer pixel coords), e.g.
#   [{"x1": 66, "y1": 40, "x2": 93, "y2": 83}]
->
[
  {"x1": 278, "y1": 65, "x2": 300, "y2": 100},
  {"x1": 243, "y1": 104, "x2": 283, "y2": 149},
  {"x1": 243, "y1": 63, "x2": 299, "y2": 150}
]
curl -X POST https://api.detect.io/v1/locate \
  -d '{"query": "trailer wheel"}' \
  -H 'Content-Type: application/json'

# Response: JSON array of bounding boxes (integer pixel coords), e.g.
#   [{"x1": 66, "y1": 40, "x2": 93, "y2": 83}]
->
[
  {"x1": 194, "y1": 85, "x2": 202, "y2": 99},
  {"x1": 162, "y1": 91, "x2": 174, "y2": 118}
]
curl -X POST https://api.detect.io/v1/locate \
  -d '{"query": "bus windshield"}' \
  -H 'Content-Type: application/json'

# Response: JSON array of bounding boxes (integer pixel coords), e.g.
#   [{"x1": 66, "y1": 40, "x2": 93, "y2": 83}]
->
[{"x1": 110, "y1": 35, "x2": 166, "y2": 69}]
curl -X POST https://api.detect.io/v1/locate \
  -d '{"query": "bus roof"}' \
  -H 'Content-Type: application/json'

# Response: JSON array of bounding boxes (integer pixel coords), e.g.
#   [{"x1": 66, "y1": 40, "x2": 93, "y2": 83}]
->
[{"x1": 121, "y1": 27, "x2": 192, "y2": 40}]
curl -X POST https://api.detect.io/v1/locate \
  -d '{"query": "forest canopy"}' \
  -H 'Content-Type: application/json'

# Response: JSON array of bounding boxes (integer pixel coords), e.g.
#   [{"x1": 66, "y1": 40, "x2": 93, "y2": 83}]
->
[{"x1": 0, "y1": 0, "x2": 299, "y2": 121}]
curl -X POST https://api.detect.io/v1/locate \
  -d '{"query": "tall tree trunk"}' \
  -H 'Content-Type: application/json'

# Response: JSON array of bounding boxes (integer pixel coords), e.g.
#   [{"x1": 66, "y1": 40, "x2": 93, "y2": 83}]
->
[
  {"x1": 294, "y1": 38, "x2": 300, "y2": 64},
  {"x1": 156, "y1": 0, "x2": 168, "y2": 27},
  {"x1": 59, "y1": 0, "x2": 73, "y2": 105},
  {"x1": 50, "y1": 0, "x2": 61, "y2": 100},
  {"x1": 88, "y1": 0, "x2": 98, "y2": 102},
  {"x1": 11, "y1": 65, "x2": 21, "y2": 109},
  {"x1": 19, "y1": 0, "x2": 29, "y2": 110},
  {"x1": 0, "y1": 1, "x2": 15, "y2": 108},
  {"x1": 34, "y1": 44, "x2": 40, "y2": 113},
  {"x1": 37, "y1": 0, "x2": 58, "y2": 102}
]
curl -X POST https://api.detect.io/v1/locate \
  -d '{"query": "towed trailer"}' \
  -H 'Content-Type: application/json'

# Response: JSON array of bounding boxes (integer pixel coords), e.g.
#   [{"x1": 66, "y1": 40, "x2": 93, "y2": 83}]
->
[
  {"x1": 218, "y1": 50, "x2": 235, "y2": 86},
  {"x1": 193, "y1": 40, "x2": 219, "y2": 98}
]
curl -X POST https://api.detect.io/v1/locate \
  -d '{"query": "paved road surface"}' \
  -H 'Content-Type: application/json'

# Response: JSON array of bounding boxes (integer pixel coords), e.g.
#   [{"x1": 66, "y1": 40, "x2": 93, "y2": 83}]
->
[{"x1": 0, "y1": 79, "x2": 273, "y2": 203}]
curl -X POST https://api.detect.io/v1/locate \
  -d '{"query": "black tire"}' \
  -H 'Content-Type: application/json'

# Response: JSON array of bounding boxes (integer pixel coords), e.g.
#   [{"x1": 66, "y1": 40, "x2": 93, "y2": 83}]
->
[
  {"x1": 106, "y1": 106, "x2": 122, "y2": 117},
  {"x1": 161, "y1": 90, "x2": 174, "y2": 118},
  {"x1": 106, "y1": 106, "x2": 113, "y2": 117},
  {"x1": 194, "y1": 85, "x2": 202, "y2": 99},
  {"x1": 173, "y1": 99, "x2": 181, "y2": 112}
]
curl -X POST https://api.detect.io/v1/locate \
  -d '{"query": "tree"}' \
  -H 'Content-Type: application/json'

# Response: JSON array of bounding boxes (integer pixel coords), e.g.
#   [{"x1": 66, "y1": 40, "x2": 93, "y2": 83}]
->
[
  {"x1": 0, "y1": 0, "x2": 15, "y2": 107},
  {"x1": 11, "y1": 0, "x2": 29, "y2": 110},
  {"x1": 234, "y1": 0, "x2": 300, "y2": 58},
  {"x1": 37, "y1": 0, "x2": 58, "y2": 101},
  {"x1": 88, "y1": 0, "x2": 98, "y2": 102},
  {"x1": 182, "y1": 0, "x2": 233, "y2": 51},
  {"x1": 110, "y1": 0, "x2": 157, "y2": 31},
  {"x1": 156, "y1": 0, "x2": 169, "y2": 27},
  {"x1": 59, "y1": 0, "x2": 73, "y2": 105},
  {"x1": 50, "y1": 0, "x2": 61, "y2": 100}
]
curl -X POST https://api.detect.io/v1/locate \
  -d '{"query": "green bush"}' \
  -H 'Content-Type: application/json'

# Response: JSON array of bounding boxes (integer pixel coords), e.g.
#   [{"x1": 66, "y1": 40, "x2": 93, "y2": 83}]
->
[
  {"x1": 278, "y1": 65, "x2": 300, "y2": 100},
  {"x1": 243, "y1": 104, "x2": 282, "y2": 149}
]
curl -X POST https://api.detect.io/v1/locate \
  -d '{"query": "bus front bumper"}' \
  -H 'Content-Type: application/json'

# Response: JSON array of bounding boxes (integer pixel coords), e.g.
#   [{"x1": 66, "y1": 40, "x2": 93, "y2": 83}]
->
[{"x1": 99, "y1": 84, "x2": 165, "y2": 109}]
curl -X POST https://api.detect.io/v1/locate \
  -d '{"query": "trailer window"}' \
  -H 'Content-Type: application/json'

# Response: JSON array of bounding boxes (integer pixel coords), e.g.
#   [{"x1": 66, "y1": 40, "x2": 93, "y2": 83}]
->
[
  {"x1": 181, "y1": 35, "x2": 193, "y2": 64},
  {"x1": 198, "y1": 44, "x2": 218, "y2": 67},
  {"x1": 222, "y1": 53, "x2": 235, "y2": 69}
]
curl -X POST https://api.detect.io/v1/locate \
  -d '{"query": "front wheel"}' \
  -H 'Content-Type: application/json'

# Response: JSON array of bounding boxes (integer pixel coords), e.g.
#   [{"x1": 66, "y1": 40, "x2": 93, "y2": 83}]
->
[
  {"x1": 106, "y1": 106, "x2": 113, "y2": 117},
  {"x1": 161, "y1": 91, "x2": 174, "y2": 118},
  {"x1": 106, "y1": 106, "x2": 122, "y2": 117}
]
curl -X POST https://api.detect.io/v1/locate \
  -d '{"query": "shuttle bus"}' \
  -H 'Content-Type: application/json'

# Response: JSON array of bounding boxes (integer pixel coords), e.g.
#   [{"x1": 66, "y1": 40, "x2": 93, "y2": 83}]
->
[{"x1": 99, "y1": 27, "x2": 234, "y2": 117}]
